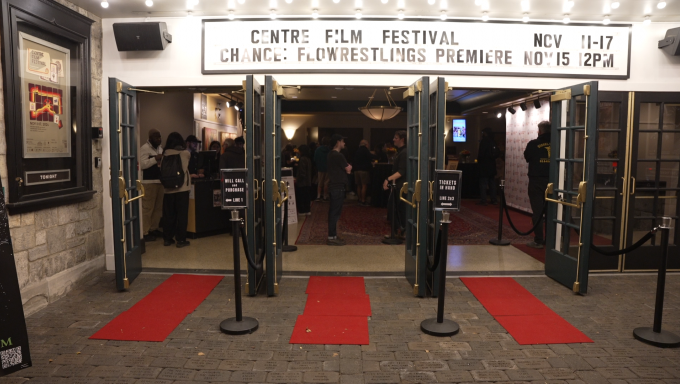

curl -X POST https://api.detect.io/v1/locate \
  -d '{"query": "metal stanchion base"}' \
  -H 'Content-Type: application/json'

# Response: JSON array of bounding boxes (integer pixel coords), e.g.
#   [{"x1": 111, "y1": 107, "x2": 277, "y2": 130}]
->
[
  {"x1": 489, "y1": 238, "x2": 511, "y2": 246},
  {"x1": 382, "y1": 237, "x2": 403, "y2": 245},
  {"x1": 633, "y1": 327, "x2": 680, "y2": 348},
  {"x1": 420, "y1": 318, "x2": 460, "y2": 337},
  {"x1": 220, "y1": 317, "x2": 259, "y2": 335},
  {"x1": 283, "y1": 245, "x2": 298, "y2": 252}
]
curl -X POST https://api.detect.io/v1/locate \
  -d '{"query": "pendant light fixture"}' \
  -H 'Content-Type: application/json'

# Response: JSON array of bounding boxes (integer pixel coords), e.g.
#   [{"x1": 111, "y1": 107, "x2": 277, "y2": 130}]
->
[{"x1": 359, "y1": 89, "x2": 402, "y2": 121}]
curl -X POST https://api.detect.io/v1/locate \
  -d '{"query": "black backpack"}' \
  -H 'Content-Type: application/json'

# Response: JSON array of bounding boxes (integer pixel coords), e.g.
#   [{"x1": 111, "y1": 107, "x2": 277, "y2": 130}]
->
[{"x1": 160, "y1": 154, "x2": 186, "y2": 188}]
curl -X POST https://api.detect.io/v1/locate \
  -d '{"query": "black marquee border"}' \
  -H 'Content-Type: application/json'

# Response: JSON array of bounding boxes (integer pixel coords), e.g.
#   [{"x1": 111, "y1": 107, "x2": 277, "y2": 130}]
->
[
  {"x1": 201, "y1": 17, "x2": 632, "y2": 80},
  {"x1": 0, "y1": 0, "x2": 95, "y2": 214}
]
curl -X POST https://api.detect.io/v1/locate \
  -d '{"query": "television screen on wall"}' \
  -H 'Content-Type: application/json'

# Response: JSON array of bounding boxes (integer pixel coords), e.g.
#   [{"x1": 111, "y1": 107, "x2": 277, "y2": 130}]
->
[{"x1": 451, "y1": 119, "x2": 466, "y2": 143}]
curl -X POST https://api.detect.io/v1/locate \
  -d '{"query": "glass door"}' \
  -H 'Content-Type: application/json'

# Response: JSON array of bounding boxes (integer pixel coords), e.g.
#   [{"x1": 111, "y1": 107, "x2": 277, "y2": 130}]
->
[
  {"x1": 589, "y1": 92, "x2": 629, "y2": 271},
  {"x1": 403, "y1": 77, "x2": 430, "y2": 297},
  {"x1": 623, "y1": 94, "x2": 680, "y2": 270},
  {"x1": 426, "y1": 77, "x2": 446, "y2": 297},
  {"x1": 545, "y1": 82, "x2": 599, "y2": 294},
  {"x1": 244, "y1": 75, "x2": 265, "y2": 295},
  {"x1": 264, "y1": 75, "x2": 283, "y2": 296},
  {"x1": 108, "y1": 78, "x2": 143, "y2": 291}
]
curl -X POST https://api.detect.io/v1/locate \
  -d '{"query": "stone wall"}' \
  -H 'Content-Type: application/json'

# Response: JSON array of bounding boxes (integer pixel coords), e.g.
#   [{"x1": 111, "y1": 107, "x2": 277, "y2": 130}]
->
[{"x1": 2, "y1": 0, "x2": 105, "y2": 316}]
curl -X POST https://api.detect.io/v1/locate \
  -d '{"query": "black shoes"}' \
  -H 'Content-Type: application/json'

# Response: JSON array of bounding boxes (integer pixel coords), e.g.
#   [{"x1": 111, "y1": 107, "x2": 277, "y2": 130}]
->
[
  {"x1": 144, "y1": 234, "x2": 157, "y2": 242},
  {"x1": 176, "y1": 240, "x2": 190, "y2": 248},
  {"x1": 163, "y1": 239, "x2": 175, "y2": 246}
]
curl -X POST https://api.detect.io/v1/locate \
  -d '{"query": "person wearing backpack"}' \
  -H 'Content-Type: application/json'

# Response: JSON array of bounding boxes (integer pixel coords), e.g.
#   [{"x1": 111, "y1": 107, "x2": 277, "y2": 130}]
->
[{"x1": 161, "y1": 132, "x2": 191, "y2": 248}]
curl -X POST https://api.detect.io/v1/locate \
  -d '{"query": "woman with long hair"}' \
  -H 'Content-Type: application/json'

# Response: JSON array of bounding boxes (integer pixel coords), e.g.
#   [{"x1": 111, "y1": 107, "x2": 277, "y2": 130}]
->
[{"x1": 161, "y1": 132, "x2": 191, "y2": 248}]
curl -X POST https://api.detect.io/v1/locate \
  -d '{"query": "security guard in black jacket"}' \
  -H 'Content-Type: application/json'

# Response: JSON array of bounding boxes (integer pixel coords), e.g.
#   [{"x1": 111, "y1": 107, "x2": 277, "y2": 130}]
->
[{"x1": 523, "y1": 121, "x2": 551, "y2": 249}]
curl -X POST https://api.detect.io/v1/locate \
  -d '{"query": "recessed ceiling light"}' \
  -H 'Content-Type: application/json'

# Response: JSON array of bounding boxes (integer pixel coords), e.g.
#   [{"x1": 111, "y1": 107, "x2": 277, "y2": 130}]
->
[
  {"x1": 238, "y1": 0, "x2": 245, "y2": 3},
  {"x1": 440, "y1": 0, "x2": 447, "y2": 10},
  {"x1": 496, "y1": 112, "x2": 502, "y2": 118},
  {"x1": 563, "y1": 14, "x2": 570, "y2": 23},
  {"x1": 482, "y1": 11, "x2": 489, "y2": 21},
  {"x1": 474, "y1": 0, "x2": 481, "y2": 5},
  {"x1": 285, "y1": 0, "x2": 292, "y2": 3},
  {"x1": 145, "y1": 0, "x2": 153, "y2": 6},
  {"x1": 292, "y1": 96, "x2": 298, "y2": 98},
  {"x1": 382, "y1": 0, "x2": 389, "y2": 3},
  {"x1": 397, "y1": 0, "x2": 405, "y2": 7},
  {"x1": 397, "y1": 10, "x2": 404, "y2": 19},
  {"x1": 331, "y1": 96, "x2": 337, "y2": 98},
  {"x1": 101, "y1": 1, "x2": 109, "y2": 8},
  {"x1": 333, "y1": 0, "x2": 340, "y2": 3},
  {"x1": 643, "y1": 15, "x2": 651, "y2": 24},
  {"x1": 428, "y1": 0, "x2": 435, "y2": 4},
  {"x1": 355, "y1": 9, "x2": 362, "y2": 18},
  {"x1": 521, "y1": 0, "x2": 530, "y2": 11},
  {"x1": 312, "y1": 9, "x2": 318, "y2": 18},
  {"x1": 603, "y1": 15, "x2": 610, "y2": 24},
  {"x1": 657, "y1": 1, "x2": 667, "y2": 9},
  {"x1": 270, "y1": 9, "x2": 277, "y2": 18},
  {"x1": 270, "y1": 0, "x2": 277, "y2": 7},
  {"x1": 355, "y1": 0, "x2": 362, "y2": 6},
  {"x1": 522, "y1": 13, "x2": 529, "y2": 22},
  {"x1": 611, "y1": 1, "x2": 620, "y2": 9},
  {"x1": 228, "y1": 0, "x2": 235, "y2": 7},
  {"x1": 186, "y1": 0, "x2": 194, "y2": 9},
  {"x1": 440, "y1": 10, "x2": 447, "y2": 20}
]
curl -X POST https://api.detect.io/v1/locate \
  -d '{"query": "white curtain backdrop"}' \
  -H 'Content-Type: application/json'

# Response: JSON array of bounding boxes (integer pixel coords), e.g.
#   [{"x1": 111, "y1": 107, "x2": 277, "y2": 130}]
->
[{"x1": 505, "y1": 99, "x2": 551, "y2": 213}]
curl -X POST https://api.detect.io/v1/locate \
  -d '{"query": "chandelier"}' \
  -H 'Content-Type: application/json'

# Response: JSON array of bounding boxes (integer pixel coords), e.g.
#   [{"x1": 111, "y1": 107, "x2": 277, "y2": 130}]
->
[{"x1": 358, "y1": 89, "x2": 402, "y2": 121}]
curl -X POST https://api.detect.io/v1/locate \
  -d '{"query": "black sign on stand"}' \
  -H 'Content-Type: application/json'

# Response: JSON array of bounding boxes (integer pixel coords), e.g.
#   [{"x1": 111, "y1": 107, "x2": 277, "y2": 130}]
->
[
  {"x1": 0, "y1": 180, "x2": 32, "y2": 376},
  {"x1": 221, "y1": 169, "x2": 248, "y2": 210},
  {"x1": 434, "y1": 170, "x2": 462, "y2": 212}
]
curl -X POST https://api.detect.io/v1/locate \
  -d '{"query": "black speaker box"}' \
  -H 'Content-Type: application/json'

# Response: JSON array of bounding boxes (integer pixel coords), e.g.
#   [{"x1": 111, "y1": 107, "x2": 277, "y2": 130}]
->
[
  {"x1": 658, "y1": 27, "x2": 680, "y2": 56},
  {"x1": 112, "y1": 22, "x2": 172, "y2": 51}
]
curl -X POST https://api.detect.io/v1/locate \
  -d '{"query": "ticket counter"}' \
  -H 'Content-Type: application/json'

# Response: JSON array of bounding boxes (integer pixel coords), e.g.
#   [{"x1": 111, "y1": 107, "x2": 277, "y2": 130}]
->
[{"x1": 187, "y1": 178, "x2": 230, "y2": 238}]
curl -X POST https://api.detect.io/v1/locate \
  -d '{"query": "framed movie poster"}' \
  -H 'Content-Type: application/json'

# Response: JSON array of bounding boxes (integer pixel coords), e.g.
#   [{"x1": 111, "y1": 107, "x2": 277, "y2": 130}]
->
[
  {"x1": 202, "y1": 127, "x2": 218, "y2": 151},
  {"x1": 1, "y1": 0, "x2": 95, "y2": 214},
  {"x1": 19, "y1": 32, "x2": 71, "y2": 158}
]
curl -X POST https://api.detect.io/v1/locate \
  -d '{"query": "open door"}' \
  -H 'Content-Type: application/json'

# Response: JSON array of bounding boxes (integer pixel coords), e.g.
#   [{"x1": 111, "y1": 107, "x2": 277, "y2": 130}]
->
[
  {"x1": 426, "y1": 77, "x2": 447, "y2": 297},
  {"x1": 545, "y1": 81, "x2": 599, "y2": 294},
  {"x1": 109, "y1": 78, "x2": 143, "y2": 291},
  {"x1": 264, "y1": 75, "x2": 283, "y2": 296},
  {"x1": 403, "y1": 77, "x2": 430, "y2": 297},
  {"x1": 244, "y1": 75, "x2": 266, "y2": 296}
]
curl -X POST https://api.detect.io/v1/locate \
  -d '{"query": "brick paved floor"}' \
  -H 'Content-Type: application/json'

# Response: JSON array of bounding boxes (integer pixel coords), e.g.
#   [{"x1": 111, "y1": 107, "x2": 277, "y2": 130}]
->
[{"x1": 3, "y1": 272, "x2": 680, "y2": 383}]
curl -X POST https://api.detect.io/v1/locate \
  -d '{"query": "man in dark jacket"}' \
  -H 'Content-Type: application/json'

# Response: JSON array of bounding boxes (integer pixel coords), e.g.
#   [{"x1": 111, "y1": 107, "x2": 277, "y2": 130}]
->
[
  {"x1": 219, "y1": 136, "x2": 245, "y2": 169},
  {"x1": 524, "y1": 121, "x2": 552, "y2": 249},
  {"x1": 477, "y1": 127, "x2": 498, "y2": 205},
  {"x1": 314, "y1": 137, "x2": 331, "y2": 201},
  {"x1": 326, "y1": 134, "x2": 352, "y2": 246},
  {"x1": 383, "y1": 131, "x2": 407, "y2": 237}
]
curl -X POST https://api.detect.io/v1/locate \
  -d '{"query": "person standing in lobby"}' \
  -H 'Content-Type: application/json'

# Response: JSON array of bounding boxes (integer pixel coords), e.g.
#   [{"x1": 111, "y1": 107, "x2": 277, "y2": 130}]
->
[
  {"x1": 161, "y1": 132, "x2": 192, "y2": 248},
  {"x1": 314, "y1": 137, "x2": 331, "y2": 201},
  {"x1": 383, "y1": 131, "x2": 407, "y2": 238},
  {"x1": 524, "y1": 121, "x2": 552, "y2": 249},
  {"x1": 140, "y1": 129, "x2": 164, "y2": 242},
  {"x1": 220, "y1": 136, "x2": 245, "y2": 169},
  {"x1": 327, "y1": 134, "x2": 351, "y2": 246},
  {"x1": 353, "y1": 140, "x2": 374, "y2": 206},
  {"x1": 296, "y1": 145, "x2": 312, "y2": 216},
  {"x1": 185, "y1": 135, "x2": 204, "y2": 179},
  {"x1": 477, "y1": 127, "x2": 498, "y2": 206}
]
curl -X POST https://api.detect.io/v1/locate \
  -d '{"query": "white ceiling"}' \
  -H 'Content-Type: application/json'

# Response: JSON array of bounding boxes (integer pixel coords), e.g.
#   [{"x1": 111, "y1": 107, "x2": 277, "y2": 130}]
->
[{"x1": 74, "y1": 0, "x2": 679, "y2": 23}]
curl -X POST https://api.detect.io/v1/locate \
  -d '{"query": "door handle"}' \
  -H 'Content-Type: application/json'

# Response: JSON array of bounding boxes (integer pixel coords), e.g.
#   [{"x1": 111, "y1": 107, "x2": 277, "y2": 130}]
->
[
  {"x1": 118, "y1": 177, "x2": 129, "y2": 202},
  {"x1": 544, "y1": 182, "x2": 582, "y2": 208},
  {"x1": 629, "y1": 176, "x2": 636, "y2": 196},
  {"x1": 429, "y1": 181, "x2": 434, "y2": 202},
  {"x1": 254, "y1": 179, "x2": 259, "y2": 201},
  {"x1": 278, "y1": 181, "x2": 289, "y2": 207},
  {"x1": 412, "y1": 180, "x2": 422, "y2": 207},
  {"x1": 399, "y1": 182, "x2": 417, "y2": 208},
  {"x1": 125, "y1": 180, "x2": 145, "y2": 204}
]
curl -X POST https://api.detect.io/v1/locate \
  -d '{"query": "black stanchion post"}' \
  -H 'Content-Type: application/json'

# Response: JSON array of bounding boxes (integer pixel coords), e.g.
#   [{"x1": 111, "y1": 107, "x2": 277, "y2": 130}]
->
[
  {"x1": 490, "y1": 179, "x2": 511, "y2": 246},
  {"x1": 383, "y1": 182, "x2": 403, "y2": 245},
  {"x1": 282, "y1": 182, "x2": 298, "y2": 252},
  {"x1": 420, "y1": 211, "x2": 460, "y2": 337},
  {"x1": 220, "y1": 210, "x2": 259, "y2": 335},
  {"x1": 633, "y1": 217, "x2": 680, "y2": 348}
]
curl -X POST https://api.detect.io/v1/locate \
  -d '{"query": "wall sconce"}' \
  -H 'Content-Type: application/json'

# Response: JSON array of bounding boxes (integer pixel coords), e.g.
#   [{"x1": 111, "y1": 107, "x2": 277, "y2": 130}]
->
[{"x1": 284, "y1": 128, "x2": 297, "y2": 140}]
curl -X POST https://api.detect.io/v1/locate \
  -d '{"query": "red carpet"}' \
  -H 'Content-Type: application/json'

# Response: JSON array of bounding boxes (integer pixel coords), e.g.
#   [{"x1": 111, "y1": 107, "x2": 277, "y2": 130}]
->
[
  {"x1": 290, "y1": 277, "x2": 370, "y2": 345},
  {"x1": 90, "y1": 274, "x2": 223, "y2": 342},
  {"x1": 461, "y1": 277, "x2": 592, "y2": 345}
]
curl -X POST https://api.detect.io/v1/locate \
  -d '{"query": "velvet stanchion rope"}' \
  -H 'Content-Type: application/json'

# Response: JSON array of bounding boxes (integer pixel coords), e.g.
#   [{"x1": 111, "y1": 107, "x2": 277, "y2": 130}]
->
[
  {"x1": 427, "y1": 226, "x2": 443, "y2": 272},
  {"x1": 240, "y1": 222, "x2": 264, "y2": 270},
  {"x1": 502, "y1": 195, "x2": 548, "y2": 237},
  {"x1": 572, "y1": 226, "x2": 659, "y2": 257}
]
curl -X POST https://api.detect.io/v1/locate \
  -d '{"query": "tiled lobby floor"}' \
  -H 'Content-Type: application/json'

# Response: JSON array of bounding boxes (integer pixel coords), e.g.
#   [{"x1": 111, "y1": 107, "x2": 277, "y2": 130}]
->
[{"x1": 5, "y1": 272, "x2": 680, "y2": 383}]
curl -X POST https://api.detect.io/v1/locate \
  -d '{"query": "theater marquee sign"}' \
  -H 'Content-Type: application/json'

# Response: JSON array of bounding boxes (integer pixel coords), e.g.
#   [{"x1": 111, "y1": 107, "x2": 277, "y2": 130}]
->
[{"x1": 202, "y1": 19, "x2": 631, "y2": 79}]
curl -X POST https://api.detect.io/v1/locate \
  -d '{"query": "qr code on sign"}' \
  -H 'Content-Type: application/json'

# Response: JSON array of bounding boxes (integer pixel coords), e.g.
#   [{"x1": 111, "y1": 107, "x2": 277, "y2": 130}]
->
[{"x1": 1, "y1": 346, "x2": 22, "y2": 369}]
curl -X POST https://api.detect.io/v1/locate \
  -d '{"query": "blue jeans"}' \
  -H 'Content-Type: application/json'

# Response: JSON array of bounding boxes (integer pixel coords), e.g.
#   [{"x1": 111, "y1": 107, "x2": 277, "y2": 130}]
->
[
  {"x1": 328, "y1": 189, "x2": 345, "y2": 238},
  {"x1": 479, "y1": 177, "x2": 497, "y2": 204}
]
